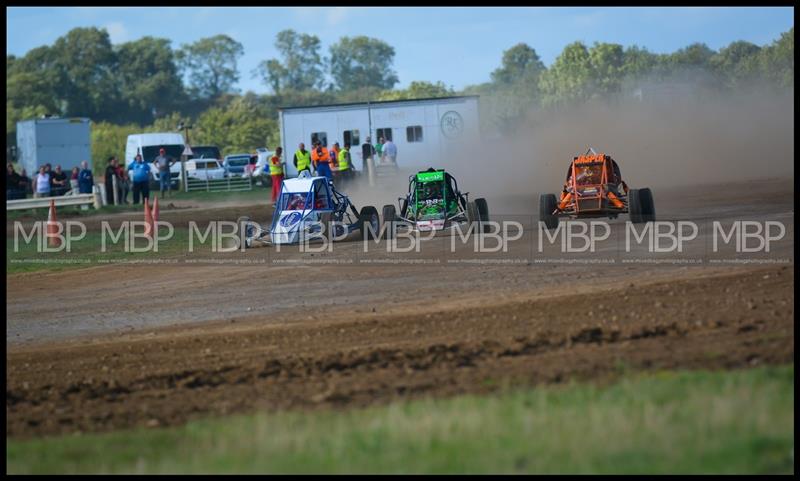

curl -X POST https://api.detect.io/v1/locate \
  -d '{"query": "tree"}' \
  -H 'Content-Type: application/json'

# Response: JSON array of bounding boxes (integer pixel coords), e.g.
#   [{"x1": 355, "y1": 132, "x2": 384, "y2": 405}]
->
[
  {"x1": 757, "y1": 27, "x2": 793, "y2": 89},
  {"x1": 538, "y1": 42, "x2": 593, "y2": 107},
  {"x1": 178, "y1": 35, "x2": 244, "y2": 99},
  {"x1": 194, "y1": 94, "x2": 277, "y2": 155},
  {"x1": 116, "y1": 37, "x2": 187, "y2": 124},
  {"x1": 254, "y1": 30, "x2": 326, "y2": 93},
  {"x1": 51, "y1": 27, "x2": 120, "y2": 119},
  {"x1": 588, "y1": 42, "x2": 625, "y2": 97},
  {"x1": 621, "y1": 45, "x2": 660, "y2": 79},
  {"x1": 490, "y1": 43, "x2": 545, "y2": 86},
  {"x1": 329, "y1": 36, "x2": 398, "y2": 91},
  {"x1": 378, "y1": 81, "x2": 454, "y2": 101}
]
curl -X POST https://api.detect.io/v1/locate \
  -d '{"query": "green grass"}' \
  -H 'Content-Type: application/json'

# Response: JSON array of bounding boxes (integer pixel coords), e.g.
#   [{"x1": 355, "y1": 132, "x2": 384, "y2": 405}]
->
[
  {"x1": 6, "y1": 365, "x2": 794, "y2": 474},
  {"x1": 7, "y1": 227, "x2": 205, "y2": 275}
]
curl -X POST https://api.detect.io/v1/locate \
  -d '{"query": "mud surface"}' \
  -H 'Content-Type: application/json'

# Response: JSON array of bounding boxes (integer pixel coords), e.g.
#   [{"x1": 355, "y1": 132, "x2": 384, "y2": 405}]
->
[{"x1": 6, "y1": 178, "x2": 795, "y2": 438}]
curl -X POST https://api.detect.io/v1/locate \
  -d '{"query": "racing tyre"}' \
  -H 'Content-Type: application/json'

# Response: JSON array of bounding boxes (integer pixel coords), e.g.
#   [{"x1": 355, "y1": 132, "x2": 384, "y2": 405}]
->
[
  {"x1": 467, "y1": 200, "x2": 480, "y2": 230},
  {"x1": 382, "y1": 204, "x2": 396, "y2": 240},
  {"x1": 475, "y1": 198, "x2": 490, "y2": 233},
  {"x1": 539, "y1": 194, "x2": 559, "y2": 230},
  {"x1": 629, "y1": 189, "x2": 643, "y2": 224},
  {"x1": 638, "y1": 187, "x2": 656, "y2": 222},
  {"x1": 237, "y1": 216, "x2": 253, "y2": 249},
  {"x1": 359, "y1": 206, "x2": 380, "y2": 241},
  {"x1": 319, "y1": 212, "x2": 334, "y2": 241},
  {"x1": 400, "y1": 198, "x2": 409, "y2": 218}
]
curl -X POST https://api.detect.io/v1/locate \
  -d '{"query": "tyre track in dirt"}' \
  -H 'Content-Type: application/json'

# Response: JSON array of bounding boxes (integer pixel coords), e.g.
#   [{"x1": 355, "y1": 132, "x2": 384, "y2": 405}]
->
[{"x1": 6, "y1": 265, "x2": 793, "y2": 438}]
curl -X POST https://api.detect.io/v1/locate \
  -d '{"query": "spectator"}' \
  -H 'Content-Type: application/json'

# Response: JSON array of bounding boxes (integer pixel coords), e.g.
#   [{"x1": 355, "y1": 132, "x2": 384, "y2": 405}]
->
[
  {"x1": 115, "y1": 160, "x2": 130, "y2": 204},
  {"x1": 128, "y1": 153, "x2": 151, "y2": 205},
  {"x1": 78, "y1": 161, "x2": 94, "y2": 194},
  {"x1": 104, "y1": 157, "x2": 117, "y2": 205},
  {"x1": 70, "y1": 167, "x2": 80, "y2": 192},
  {"x1": 6, "y1": 163, "x2": 22, "y2": 200},
  {"x1": 153, "y1": 147, "x2": 175, "y2": 198},
  {"x1": 51, "y1": 164, "x2": 68, "y2": 196},
  {"x1": 375, "y1": 137, "x2": 385, "y2": 161},
  {"x1": 34, "y1": 166, "x2": 51, "y2": 198},
  {"x1": 19, "y1": 169, "x2": 31, "y2": 197},
  {"x1": 361, "y1": 136, "x2": 376, "y2": 164},
  {"x1": 268, "y1": 147, "x2": 284, "y2": 203},
  {"x1": 383, "y1": 138, "x2": 398, "y2": 165}
]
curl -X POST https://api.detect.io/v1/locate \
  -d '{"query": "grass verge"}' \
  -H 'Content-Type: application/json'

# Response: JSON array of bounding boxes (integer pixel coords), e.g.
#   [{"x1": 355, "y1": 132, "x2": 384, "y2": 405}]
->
[{"x1": 6, "y1": 365, "x2": 794, "y2": 474}]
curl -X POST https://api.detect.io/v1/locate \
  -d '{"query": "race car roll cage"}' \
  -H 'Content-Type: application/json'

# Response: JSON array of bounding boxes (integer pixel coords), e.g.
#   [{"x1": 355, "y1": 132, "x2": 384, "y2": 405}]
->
[
  {"x1": 395, "y1": 169, "x2": 471, "y2": 225},
  {"x1": 556, "y1": 148, "x2": 629, "y2": 218},
  {"x1": 268, "y1": 174, "x2": 362, "y2": 236}
]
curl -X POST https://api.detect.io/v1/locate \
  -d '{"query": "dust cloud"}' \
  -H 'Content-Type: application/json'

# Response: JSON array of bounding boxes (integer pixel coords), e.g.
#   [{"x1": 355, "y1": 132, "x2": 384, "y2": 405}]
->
[{"x1": 347, "y1": 85, "x2": 793, "y2": 215}]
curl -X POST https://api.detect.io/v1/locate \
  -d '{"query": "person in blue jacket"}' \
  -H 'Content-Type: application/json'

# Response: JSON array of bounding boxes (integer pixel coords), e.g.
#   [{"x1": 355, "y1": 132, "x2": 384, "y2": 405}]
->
[
  {"x1": 78, "y1": 161, "x2": 94, "y2": 194},
  {"x1": 128, "y1": 154, "x2": 151, "y2": 205}
]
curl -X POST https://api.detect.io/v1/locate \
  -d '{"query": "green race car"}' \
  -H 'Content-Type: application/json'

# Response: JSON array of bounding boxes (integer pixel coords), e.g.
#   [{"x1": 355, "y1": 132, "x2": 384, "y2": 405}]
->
[{"x1": 382, "y1": 168, "x2": 489, "y2": 237}]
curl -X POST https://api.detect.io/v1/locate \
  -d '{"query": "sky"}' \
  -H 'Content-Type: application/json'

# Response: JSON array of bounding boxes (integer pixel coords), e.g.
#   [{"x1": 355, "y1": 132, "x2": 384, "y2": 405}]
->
[{"x1": 6, "y1": 6, "x2": 795, "y2": 93}]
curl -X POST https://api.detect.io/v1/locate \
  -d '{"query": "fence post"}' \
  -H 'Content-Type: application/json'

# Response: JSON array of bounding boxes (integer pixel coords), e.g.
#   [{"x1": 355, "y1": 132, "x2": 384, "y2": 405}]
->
[
  {"x1": 182, "y1": 160, "x2": 188, "y2": 193},
  {"x1": 112, "y1": 175, "x2": 119, "y2": 205},
  {"x1": 93, "y1": 185, "x2": 102, "y2": 209}
]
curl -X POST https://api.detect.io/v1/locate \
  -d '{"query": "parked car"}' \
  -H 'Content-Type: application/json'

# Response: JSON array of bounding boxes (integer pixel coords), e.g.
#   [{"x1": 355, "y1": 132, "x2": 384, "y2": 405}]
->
[
  {"x1": 189, "y1": 145, "x2": 222, "y2": 163},
  {"x1": 223, "y1": 153, "x2": 252, "y2": 177},
  {"x1": 186, "y1": 159, "x2": 226, "y2": 181}
]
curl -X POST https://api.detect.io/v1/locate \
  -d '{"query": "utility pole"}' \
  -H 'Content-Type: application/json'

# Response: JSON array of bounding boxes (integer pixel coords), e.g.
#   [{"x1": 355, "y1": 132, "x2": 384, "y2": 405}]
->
[{"x1": 177, "y1": 121, "x2": 193, "y2": 192}]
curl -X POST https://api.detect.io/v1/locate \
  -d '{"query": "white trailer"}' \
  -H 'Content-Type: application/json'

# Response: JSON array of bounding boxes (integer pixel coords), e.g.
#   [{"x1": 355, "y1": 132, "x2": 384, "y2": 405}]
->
[
  {"x1": 16, "y1": 117, "x2": 91, "y2": 176},
  {"x1": 278, "y1": 95, "x2": 480, "y2": 178}
]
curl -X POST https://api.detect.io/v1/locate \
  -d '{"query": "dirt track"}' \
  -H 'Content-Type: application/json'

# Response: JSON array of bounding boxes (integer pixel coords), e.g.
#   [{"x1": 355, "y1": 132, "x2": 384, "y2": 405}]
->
[{"x1": 6, "y1": 178, "x2": 795, "y2": 438}]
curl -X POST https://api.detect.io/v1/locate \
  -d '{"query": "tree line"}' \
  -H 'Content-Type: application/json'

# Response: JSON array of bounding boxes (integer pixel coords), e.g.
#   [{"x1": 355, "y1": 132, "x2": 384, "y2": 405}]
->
[{"x1": 7, "y1": 26, "x2": 793, "y2": 173}]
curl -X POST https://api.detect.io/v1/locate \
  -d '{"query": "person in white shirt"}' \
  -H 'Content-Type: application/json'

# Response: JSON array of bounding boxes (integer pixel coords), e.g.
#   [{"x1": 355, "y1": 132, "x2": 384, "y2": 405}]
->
[{"x1": 383, "y1": 138, "x2": 398, "y2": 165}]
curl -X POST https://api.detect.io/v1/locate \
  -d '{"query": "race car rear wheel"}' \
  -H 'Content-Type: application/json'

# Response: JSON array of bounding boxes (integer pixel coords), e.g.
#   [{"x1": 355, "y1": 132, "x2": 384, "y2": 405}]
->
[
  {"x1": 539, "y1": 194, "x2": 559, "y2": 230},
  {"x1": 475, "y1": 198, "x2": 490, "y2": 233},
  {"x1": 629, "y1": 189, "x2": 648, "y2": 224},
  {"x1": 319, "y1": 212, "x2": 334, "y2": 241},
  {"x1": 382, "y1": 204, "x2": 396, "y2": 239},
  {"x1": 467, "y1": 200, "x2": 480, "y2": 230},
  {"x1": 237, "y1": 216, "x2": 253, "y2": 249},
  {"x1": 359, "y1": 206, "x2": 380, "y2": 240},
  {"x1": 638, "y1": 188, "x2": 656, "y2": 222}
]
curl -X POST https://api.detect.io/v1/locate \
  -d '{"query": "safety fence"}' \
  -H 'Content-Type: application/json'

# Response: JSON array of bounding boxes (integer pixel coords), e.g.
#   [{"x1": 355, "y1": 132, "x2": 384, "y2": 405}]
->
[{"x1": 184, "y1": 174, "x2": 255, "y2": 193}]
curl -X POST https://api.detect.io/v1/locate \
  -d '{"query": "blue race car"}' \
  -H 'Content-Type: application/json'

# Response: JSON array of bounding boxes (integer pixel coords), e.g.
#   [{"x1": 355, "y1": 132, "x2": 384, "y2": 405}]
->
[{"x1": 238, "y1": 172, "x2": 380, "y2": 248}]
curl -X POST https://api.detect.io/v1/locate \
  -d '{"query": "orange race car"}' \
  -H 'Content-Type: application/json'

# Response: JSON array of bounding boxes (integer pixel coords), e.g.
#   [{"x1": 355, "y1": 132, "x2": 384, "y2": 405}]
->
[{"x1": 539, "y1": 148, "x2": 655, "y2": 229}]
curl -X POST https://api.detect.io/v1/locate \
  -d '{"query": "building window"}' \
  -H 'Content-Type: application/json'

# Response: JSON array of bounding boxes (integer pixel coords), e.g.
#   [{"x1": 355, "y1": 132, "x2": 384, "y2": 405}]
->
[
  {"x1": 311, "y1": 132, "x2": 328, "y2": 147},
  {"x1": 376, "y1": 128, "x2": 392, "y2": 142},
  {"x1": 406, "y1": 126, "x2": 423, "y2": 143},
  {"x1": 343, "y1": 129, "x2": 360, "y2": 147}
]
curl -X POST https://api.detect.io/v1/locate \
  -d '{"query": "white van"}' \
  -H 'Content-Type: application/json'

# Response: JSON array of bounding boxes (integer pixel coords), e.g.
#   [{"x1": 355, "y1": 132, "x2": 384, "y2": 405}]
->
[{"x1": 125, "y1": 133, "x2": 186, "y2": 188}]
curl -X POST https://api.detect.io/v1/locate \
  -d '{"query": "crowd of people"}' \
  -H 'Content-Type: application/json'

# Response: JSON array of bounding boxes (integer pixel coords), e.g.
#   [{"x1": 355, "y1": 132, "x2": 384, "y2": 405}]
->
[
  {"x1": 7, "y1": 137, "x2": 398, "y2": 204},
  {"x1": 6, "y1": 161, "x2": 94, "y2": 200}
]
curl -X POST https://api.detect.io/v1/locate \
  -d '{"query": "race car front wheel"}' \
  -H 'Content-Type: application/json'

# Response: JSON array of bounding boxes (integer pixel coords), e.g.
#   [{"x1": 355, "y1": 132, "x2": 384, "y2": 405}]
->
[
  {"x1": 237, "y1": 216, "x2": 253, "y2": 249},
  {"x1": 359, "y1": 206, "x2": 380, "y2": 240},
  {"x1": 539, "y1": 194, "x2": 559, "y2": 230}
]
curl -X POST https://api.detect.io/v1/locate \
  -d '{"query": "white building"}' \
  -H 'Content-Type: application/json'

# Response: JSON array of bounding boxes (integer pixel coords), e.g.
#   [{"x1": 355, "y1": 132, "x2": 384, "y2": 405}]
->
[{"x1": 278, "y1": 95, "x2": 480, "y2": 177}]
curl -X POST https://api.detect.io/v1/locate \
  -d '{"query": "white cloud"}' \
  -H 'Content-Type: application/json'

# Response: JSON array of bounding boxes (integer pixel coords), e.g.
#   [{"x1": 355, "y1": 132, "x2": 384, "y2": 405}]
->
[{"x1": 105, "y1": 21, "x2": 128, "y2": 44}]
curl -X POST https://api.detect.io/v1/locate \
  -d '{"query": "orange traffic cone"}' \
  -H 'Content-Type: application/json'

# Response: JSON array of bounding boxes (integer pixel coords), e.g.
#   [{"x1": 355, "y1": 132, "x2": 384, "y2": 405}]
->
[
  {"x1": 47, "y1": 199, "x2": 62, "y2": 248},
  {"x1": 152, "y1": 195, "x2": 159, "y2": 224},
  {"x1": 144, "y1": 198, "x2": 154, "y2": 240}
]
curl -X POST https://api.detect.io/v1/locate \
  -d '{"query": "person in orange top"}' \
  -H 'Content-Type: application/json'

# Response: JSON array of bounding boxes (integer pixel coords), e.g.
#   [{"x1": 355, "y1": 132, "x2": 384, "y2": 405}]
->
[{"x1": 310, "y1": 141, "x2": 332, "y2": 180}]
